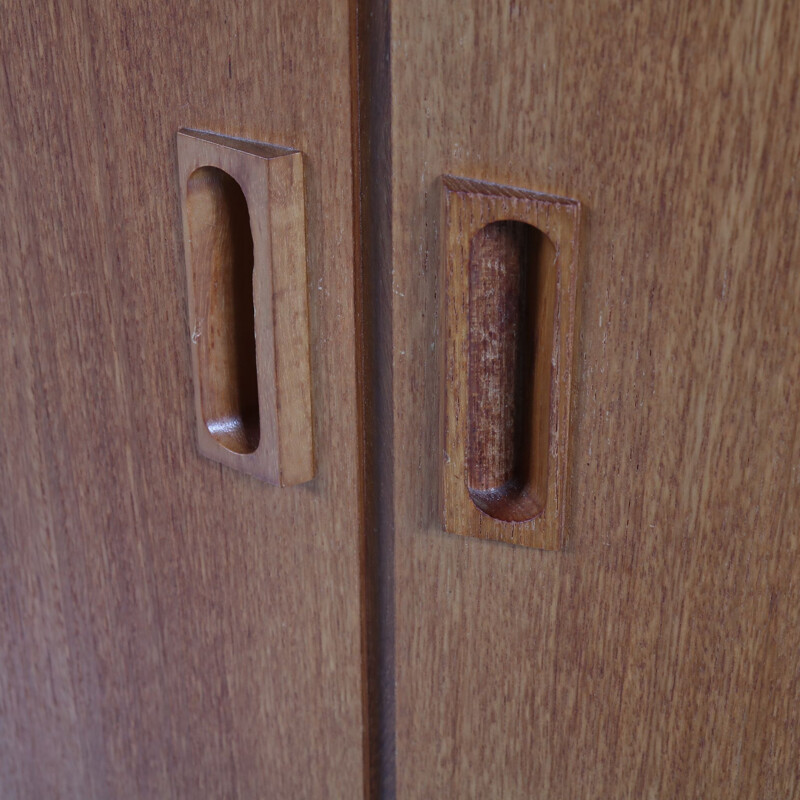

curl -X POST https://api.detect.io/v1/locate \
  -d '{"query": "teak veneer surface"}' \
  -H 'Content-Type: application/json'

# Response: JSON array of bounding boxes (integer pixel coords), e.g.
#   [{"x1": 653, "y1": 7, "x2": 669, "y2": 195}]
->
[
  {"x1": 389, "y1": 2, "x2": 800, "y2": 798},
  {"x1": 4, "y1": 2, "x2": 800, "y2": 799},
  {"x1": 0, "y1": 2, "x2": 364, "y2": 798}
]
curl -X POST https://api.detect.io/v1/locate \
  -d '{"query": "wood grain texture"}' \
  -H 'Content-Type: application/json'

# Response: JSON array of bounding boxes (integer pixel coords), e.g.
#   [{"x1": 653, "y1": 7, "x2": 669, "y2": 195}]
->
[
  {"x1": 441, "y1": 176, "x2": 580, "y2": 548},
  {"x1": 0, "y1": 2, "x2": 364, "y2": 798},
  {"x1": 389, "y1": 1, "x2": 800, "y2": 797},
  {"x1": 178, "y1": 130, "x2": 314, "y2": 486},
  {"x1": 467, "y1": 223, "x2": 545, "y2": 503}
]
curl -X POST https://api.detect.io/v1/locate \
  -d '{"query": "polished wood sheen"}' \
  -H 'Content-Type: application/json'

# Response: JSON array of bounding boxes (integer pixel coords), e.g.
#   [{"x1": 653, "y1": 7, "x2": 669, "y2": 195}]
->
[
  {"x1": 0, "y1": 2, "x2": 364, "y2": 797},
  {"x1": 441, "y1": 176, "x2": 580, "y2": 548},
  {"x1": 178, "y1": 130, "x2": 314, "y2": 486},
  {"x1": 389, "y1": 1, "x2": 800, "y2": 797}
]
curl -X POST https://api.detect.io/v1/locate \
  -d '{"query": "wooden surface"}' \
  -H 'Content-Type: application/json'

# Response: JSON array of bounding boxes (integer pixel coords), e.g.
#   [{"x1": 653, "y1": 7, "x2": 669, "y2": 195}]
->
[
  {"x1": 0, "y1": 2, "x2": 364, "y2": 798},
  {"x1": 467, "y1": 222, "x2": 548, "y2": 513},
  {"x1": 441, "y1": 177, "x2": 579, "y2": 548},
  {"x1": 389, "y1": 1, "x2": 800, "y2": 797},
  {"x1": 178, "y1": 130, "x2": 314, "y2": 486}
]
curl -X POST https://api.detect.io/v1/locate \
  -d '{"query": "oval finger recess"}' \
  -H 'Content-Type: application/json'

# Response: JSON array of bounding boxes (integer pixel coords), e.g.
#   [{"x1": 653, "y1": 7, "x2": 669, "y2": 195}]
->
[
  {"x1": 186, "y1": 166, "x2": 260, "y2": 456},
  {"x1": 467, "y1": 220, "x2": 556, "y2": 523}
]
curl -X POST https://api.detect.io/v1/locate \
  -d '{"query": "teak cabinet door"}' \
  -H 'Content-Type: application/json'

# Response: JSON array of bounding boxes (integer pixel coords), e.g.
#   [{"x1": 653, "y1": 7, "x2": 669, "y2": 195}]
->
[
  {"x1": 0, "y1": 2, "x2": 364, "y2": 798},
  {"x1": 4, "y1": 1, "x2": 800, "y2": 798},
  {"x1": 385, "y1": 1, "x2": 800, "y2": 798}
]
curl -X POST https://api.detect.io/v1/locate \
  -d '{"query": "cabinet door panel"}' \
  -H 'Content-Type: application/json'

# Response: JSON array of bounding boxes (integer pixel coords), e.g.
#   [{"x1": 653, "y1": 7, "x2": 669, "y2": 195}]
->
[
  {"x1": 0, "y1": 2, "x2": 364, "y2": 798},
  {"x1": 389, "y1": 2, "x2": 800, "y2": 797}
]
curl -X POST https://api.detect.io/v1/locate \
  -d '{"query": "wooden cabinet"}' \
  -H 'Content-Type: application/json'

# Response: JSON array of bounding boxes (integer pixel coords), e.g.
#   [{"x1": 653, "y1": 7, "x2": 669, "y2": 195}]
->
[{"x1": 3, "y1": 1, "x2": 800, "y2": 798}]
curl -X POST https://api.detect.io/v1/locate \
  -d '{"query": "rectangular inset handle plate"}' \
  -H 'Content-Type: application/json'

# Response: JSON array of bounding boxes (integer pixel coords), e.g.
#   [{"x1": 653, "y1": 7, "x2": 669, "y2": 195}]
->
[
  {"x1": 177, "y1": 129, "x2": 313, "y2": 486},
  {"x1": 441, "y1": 176, "x2": 580, "y2": 549}
]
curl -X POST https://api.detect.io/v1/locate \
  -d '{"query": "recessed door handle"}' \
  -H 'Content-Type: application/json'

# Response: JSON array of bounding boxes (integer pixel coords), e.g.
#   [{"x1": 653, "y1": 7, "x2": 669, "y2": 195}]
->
[
  {"x1": 441, "y1": 176, "x2": 580, "y2": 549},
  {"x1": 177, "y1": 129, "x2": 314, "y2": 486}
]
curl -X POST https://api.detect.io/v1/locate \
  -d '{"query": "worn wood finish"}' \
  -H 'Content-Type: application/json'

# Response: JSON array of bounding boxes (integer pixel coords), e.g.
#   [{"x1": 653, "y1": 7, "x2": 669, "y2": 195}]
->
[
  {"x1": 441, "y1": 176, "x2": 580, "y2": 548},
  {"x1": 178, "y1": 130, "x2": 314, "y2": 486},
  {"x1": 0, "y1": 2, "x2": 364, "y2": 798},
  {"x1": 390, "y1": 1, "x2": 800, "y2": 797},
  {"x1": 468, "y1": 223, "x2": 533, "y2": 494}
]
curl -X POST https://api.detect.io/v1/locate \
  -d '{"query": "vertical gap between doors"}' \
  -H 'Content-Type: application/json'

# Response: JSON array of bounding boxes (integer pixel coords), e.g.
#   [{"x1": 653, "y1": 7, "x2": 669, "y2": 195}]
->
[{"x1": 351, "y1": 0, "x2": 396, "y2": 797}]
